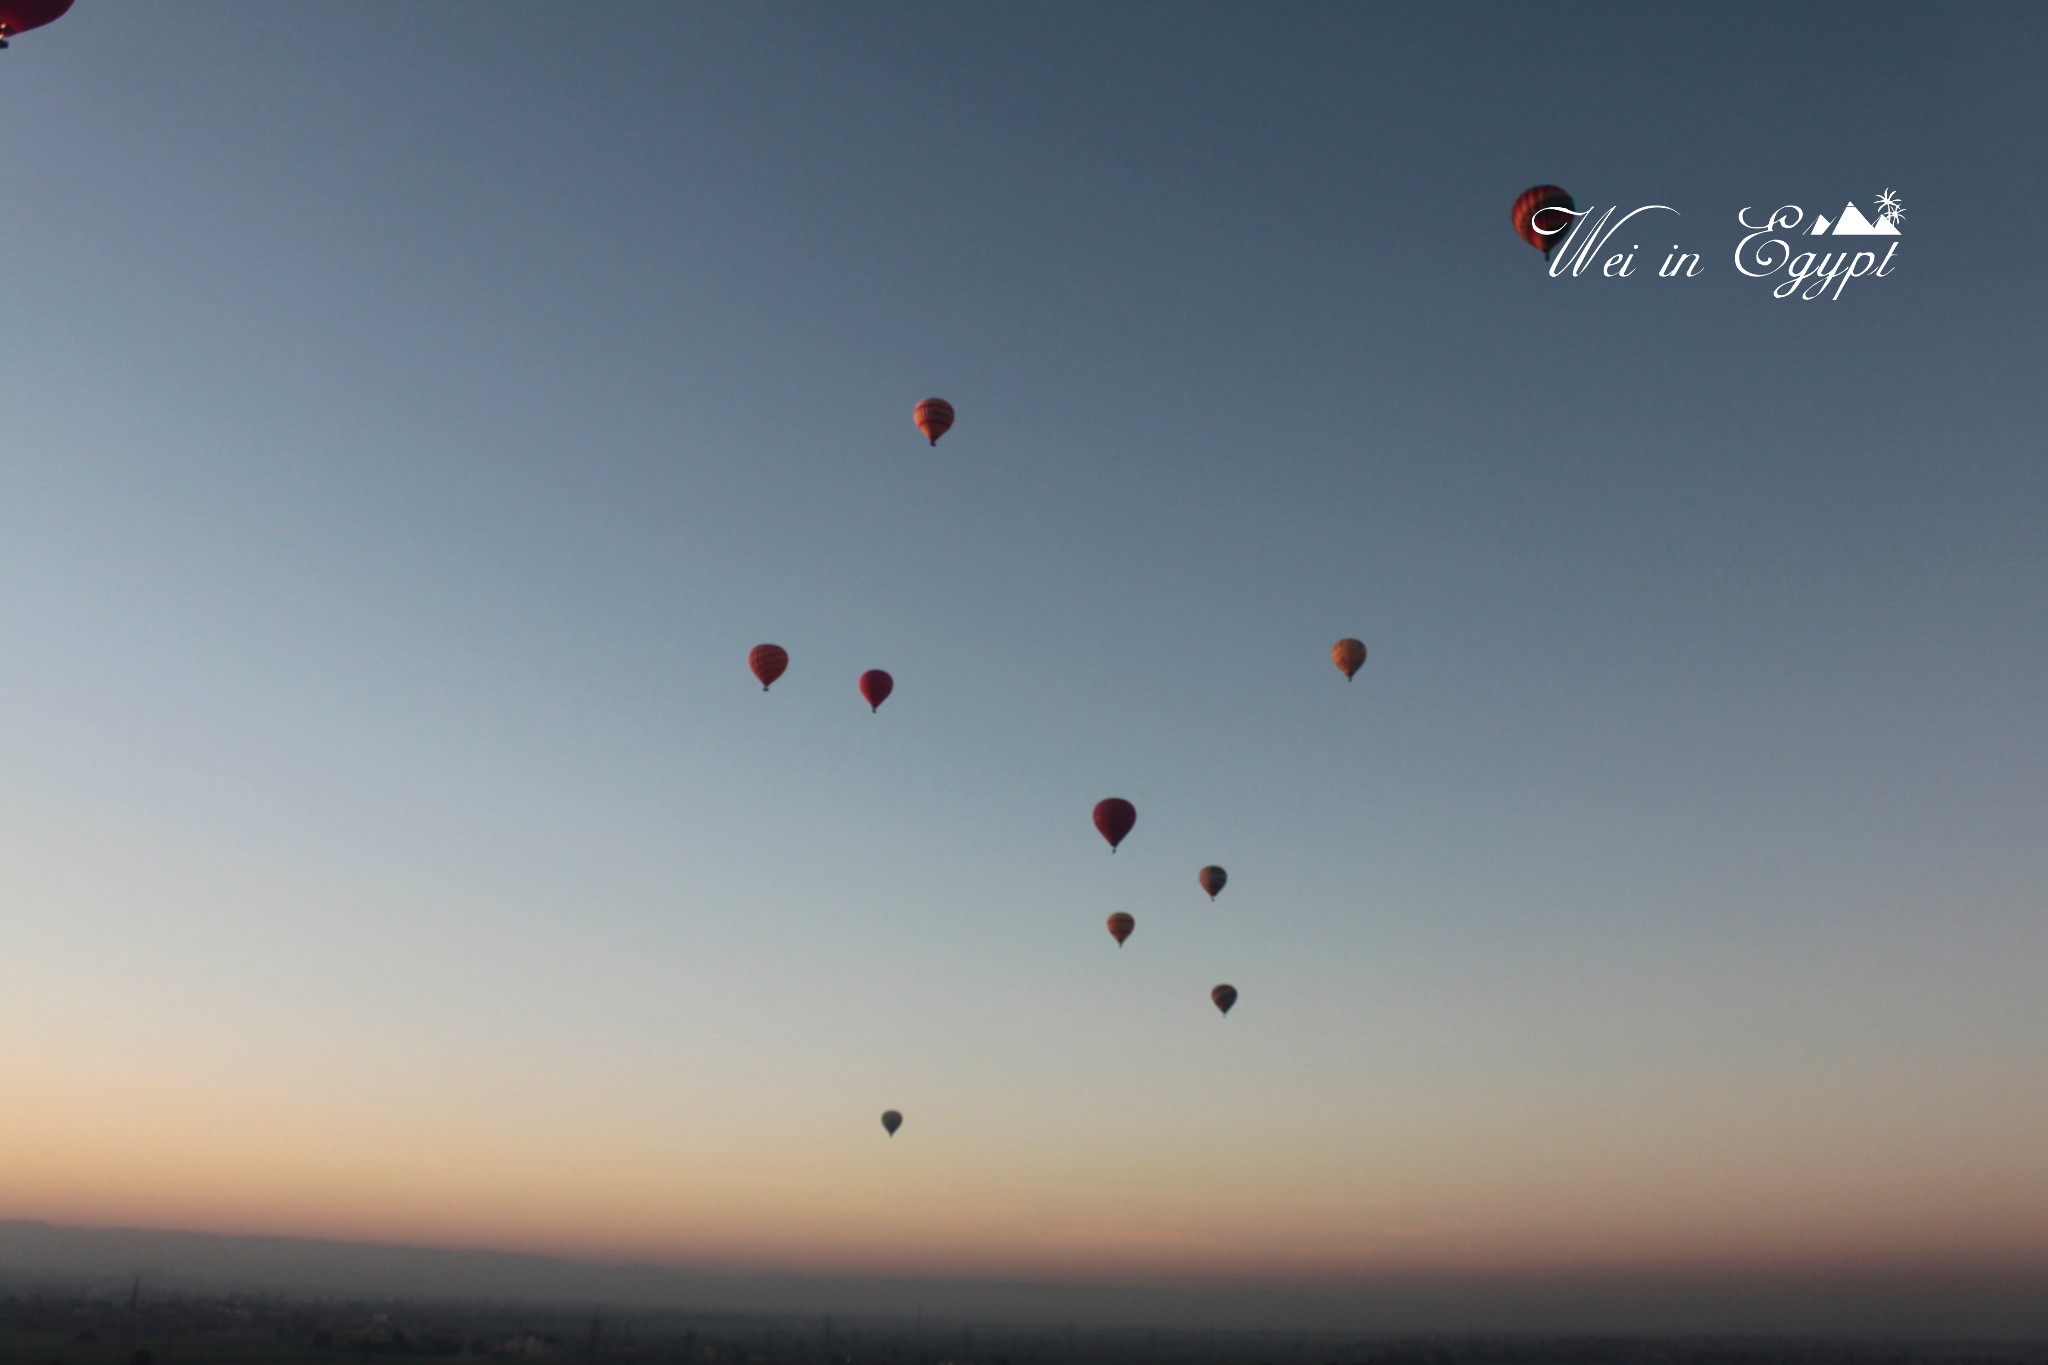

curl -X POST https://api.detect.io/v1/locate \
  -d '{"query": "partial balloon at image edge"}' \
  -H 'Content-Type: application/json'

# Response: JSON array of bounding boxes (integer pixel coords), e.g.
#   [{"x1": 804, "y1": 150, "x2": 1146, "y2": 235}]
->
[{"x1": 0, "y1": 0, "x2": 74, "y2": 48}]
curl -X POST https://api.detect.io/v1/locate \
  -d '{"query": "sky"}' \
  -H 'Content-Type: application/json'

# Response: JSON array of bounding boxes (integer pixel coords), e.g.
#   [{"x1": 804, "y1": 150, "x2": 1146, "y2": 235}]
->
[{"x1": 3, "y1": 0, "x2": 2046, "y2": 1333}]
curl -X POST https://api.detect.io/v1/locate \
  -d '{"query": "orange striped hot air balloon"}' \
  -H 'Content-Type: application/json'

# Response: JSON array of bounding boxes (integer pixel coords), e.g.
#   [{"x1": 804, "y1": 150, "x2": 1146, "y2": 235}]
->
[
  {"x1": 1198, "y1": 866, "x2": 1227, "y2": 901},
  {"x1": 1511, "y1": 185, "x2": 1575, "y2": 258},
  {"x1": 749, "y1": 644, "x2": 789, "y2": 691},
  {"x1": 913, "y1": 397, "x2": 954, "y2": 446},
  {"x1": 0, "y1": 0, "x2": 73, "y2": 47},
  {"x1": 1331, "y1": 638, "x2": 1366, "y2": 681},
  {"x1": 1211, "y1": 984, "x2": 1237, "y2": 1015},
  {"x1": 1106, "y1": 913, "x2": 1135, "y2": 946}
]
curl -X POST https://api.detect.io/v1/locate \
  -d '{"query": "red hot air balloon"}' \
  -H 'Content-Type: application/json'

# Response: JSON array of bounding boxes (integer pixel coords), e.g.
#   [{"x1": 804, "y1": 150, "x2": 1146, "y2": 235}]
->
[
  {"x1": 881, "y1": 1110, "x2": 902, "y2": 1137},
  {"x1": 1511, "y1": 185, "x2": 1576, "y2": 258},
  {"x1": 1106, "y1": 912, "x2": 1135, "y2": 946},
  {"x1": 749, "y1": 644, "x2": 789, "y2": 691},
  {"x1": 0, "y1": 0, "x2": 72, "y2": 46},
  {"x1": 859, "y1": 669, "x2": 894, "y2": 713},
  {"x1": 1332, "y1": 638, "x2": 1366, "y2": 681},
  {"x1": 1198, "y1": 866, "x2": 1227, "y2": 901},
  {"x1": 1093, "y1": 798, "x2": 1136, "y2": 852},
  {"x1": 913, "y1": 398, "x2": 955, "y2": 446},
  {"x1": 1211, "y1": 984, "x2": 1237, "y2": 1016}
]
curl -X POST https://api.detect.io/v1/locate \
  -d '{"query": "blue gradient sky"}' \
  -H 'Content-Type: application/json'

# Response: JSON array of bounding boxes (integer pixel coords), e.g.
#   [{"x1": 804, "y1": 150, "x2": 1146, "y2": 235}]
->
[{"x1": 3, "y1": 0, "x2": 2045, "y2": 1305}]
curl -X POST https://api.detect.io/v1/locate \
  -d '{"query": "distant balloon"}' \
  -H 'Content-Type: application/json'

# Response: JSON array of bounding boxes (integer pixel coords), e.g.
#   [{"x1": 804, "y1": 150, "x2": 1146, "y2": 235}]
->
[
  {"x1": 881, "y1": 1110, "x2": 902, "y2": 1137},
  {"x1": 1211, "y1": 984, "x2": 1237, "y2": 1016},
  {"x1": 1511, "y1": 185, "x2": 1575, "y2": 258},
  {"x1": 913, "y1": 397, "x2": 955, "y2": 446},
  {"x1": 1331, "y1": 638, "x2": 1366, "y2": 681},
  {"x1": 1106, "y1": 912, "x2": 1135, "y2": 946},
  {"x1": 859, "y1": 669, "x2": 894, "y2": 713},
  {"x1": 0, "y1": 0, "x2": 73, "y2": 47},
  {"x1": 1093, "y1": 798, "x2": 1136, "y2": 852},
  {"x1": 749, "y1": 643, "x2": 789, "y2": 691},
  {"x1": 1198, "y1": 866, "x2": 1227, "y2": 901}
]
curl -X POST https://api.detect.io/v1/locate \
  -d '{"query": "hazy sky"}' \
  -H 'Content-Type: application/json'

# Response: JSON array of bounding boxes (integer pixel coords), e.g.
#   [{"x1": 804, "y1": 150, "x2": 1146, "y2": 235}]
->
[{"x1": 3, "y1": 0, "x2": 2046, "y2": 1328}]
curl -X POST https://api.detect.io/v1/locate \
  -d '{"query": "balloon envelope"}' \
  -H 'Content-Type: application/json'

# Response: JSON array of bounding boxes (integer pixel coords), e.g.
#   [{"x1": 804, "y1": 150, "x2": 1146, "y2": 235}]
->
[
  {"x1": 0, "y1": 0, "x2": 73, "y2": 40},
  {"x1": 1198, "y1": 866, "x2": 1227, "y2": 900},
  {"x1": 1331, "y1": 638, "x2": 1367, "y2": 680},
  {"x1": 749, "y1": 644, "x2": 789, "y2": 691},
  {"x1": 1093, "y1": 798, "x2": 1136, "y2": 851},
  {"x1": 859, "y1": 669, "x2": 894, "y2": 712},
  {"x1": 1106, "y1": 912, "x2": 1135, "y2": 946},
  {"x1": 1211, "y1": 984, "x2": 1238, "y2": 1015},
  {"x1": 914, "y1": 397, "x2": 955, "y2": 446},
  {"x1": 881, "y1": 1110, "x2": 902, "y2": 1137},
  {"x1": 1511, "y1": 185, "x2": 1575, "y2": 257}
]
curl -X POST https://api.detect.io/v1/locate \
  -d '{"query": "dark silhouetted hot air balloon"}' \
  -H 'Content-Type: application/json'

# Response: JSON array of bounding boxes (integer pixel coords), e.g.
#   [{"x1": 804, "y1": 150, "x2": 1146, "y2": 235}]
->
[
  {"x1": 0, "y1": 0, "x2": 72, "y2": 47},
  {"x1": 749, "y1": 644, "x2": 789, "y2": 691},
  {"x1": 881, "y1": 1110, "x2": 902, "y2": 1137},
  {"x1": 1331, "y1": 638, "x2": 1366, "y2": 681},
  {"x1": 913, "y1": 398, "x2": 955, "y2": 446},
  {"x1": 1198, "y1": 866, "x2": 1227, "y2": 901},
  {"x1": 1511, "y1": 185, "x2": 1575, "y2": 258},
  {"x1": 1211, "y1": 984, "x2": 1237, "y2": 1016},
  {"x1": 1093, "y1": 798, "x2": 1136, "y2": 852},
  {"x1": 1107, "y1": 912, "x2": 1134, "y2": 946},
  {"x1": 859, "y1": 669, "x2": 894, "y2": 713}
]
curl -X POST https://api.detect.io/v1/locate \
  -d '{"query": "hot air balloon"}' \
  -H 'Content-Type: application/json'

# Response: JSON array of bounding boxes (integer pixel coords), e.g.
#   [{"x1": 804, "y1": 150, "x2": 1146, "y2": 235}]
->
[
  {"x1": 859, "y1": 669, "x2": 894, "y2": 713},
  {"x1": 1106, "y1": 912, "x2": 1135, "y2": 946},
  {"x1": 881, "y1": 1110, "x2": 902, "y2": 1137},
  {"x1": 1511, "y1": 185, "x2": 1575, "y2": 258},
  {"x1": 749, "y1": 644, "x2": 789, "y2": 691},
  {"x1": 0, "y1": 0, "x2": 72, "y2": 47},
  {"x1": 1331, "y1": 638, "x2": 1366, "y2": 681},
  {"x1": 1198, "y1": 866, "x2": 1227, "y2": 901},
  {"x1": 1093, "y1": 798, "x2": 1136, "y2": 852},
  {"x1": 913, "y1": 398, "x2": 955, "y2": 446},
  {"x1": 1211, "y1": 984, "x2": 1237, "y2": 1016}
]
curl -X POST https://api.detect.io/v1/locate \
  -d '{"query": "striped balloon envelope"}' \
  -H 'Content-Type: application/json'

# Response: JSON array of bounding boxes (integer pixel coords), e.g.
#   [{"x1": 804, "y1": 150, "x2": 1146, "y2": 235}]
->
[
  {"x1": 749, "y1": 644, "x2": 789, "y2": 691},
  {"x1": 913, "y1": 397, "x2": 955, "y2": 446},
  {"x1": 1511, "y1": 185, "x2": 1575, "y2": 258}
]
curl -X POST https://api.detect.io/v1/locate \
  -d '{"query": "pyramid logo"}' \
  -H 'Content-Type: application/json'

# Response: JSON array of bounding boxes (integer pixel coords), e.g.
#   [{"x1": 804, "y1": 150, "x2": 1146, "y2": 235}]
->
[
  {"x1": 1832, "y1": 190, "x2": 1904, "y2": 235},
  {"x1": 1734, "y1": 192, "x2": 1903, "y2": 298}
]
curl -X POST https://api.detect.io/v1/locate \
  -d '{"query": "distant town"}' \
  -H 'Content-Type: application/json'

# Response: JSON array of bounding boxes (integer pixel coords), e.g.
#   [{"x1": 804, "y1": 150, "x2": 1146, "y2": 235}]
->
[{"x1": 0, "y1": 1290, "x2": 2042, "y2": 1365}]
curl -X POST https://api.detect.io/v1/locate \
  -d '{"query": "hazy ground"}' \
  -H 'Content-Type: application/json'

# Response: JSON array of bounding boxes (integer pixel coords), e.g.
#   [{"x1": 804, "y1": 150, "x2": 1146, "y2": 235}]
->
[
  {"x1": 3, "y1": 1289, "x2": 2046, "y2": 1365},
  {"x1": 9, "y1": 1225, "x2": 2048, "y2": 1341}
]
